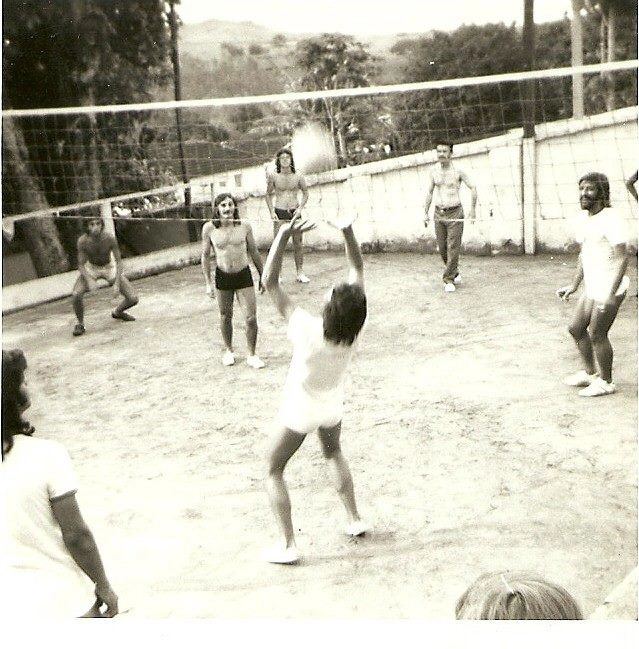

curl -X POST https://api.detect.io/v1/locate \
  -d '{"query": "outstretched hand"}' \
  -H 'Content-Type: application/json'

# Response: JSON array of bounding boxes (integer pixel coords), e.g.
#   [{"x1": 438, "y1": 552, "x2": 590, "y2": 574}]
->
[
  {"x1": 287, "y1": 213, "x2": 316, "y2": 234},
  {"x1": 556, "y1": 285, "x2": 575, "y2": 301}
]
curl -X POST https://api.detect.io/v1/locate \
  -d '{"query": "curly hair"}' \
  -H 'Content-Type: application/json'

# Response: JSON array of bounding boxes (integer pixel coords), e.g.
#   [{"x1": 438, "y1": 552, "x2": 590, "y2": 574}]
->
[
  {"x1": 322, "y1": 283, "x2": 367, "y2": 346},
  {"x1": 83, "y1": 216, "x2": 105, "y2": 233},
  {"x1": 579, "y1": 172, "x2": 611, "y2": 207},
  {"x1": 2, "y1": 349, "x2": 34, "y2": 458},
  {"x1": 455, "y1": 571, "x2": 583, "y2": 620},
  {"x1": 275, "y1": 148, "x2": 296, "y2": 174},
  {"x1": 211, "y1": 193, "x2": 241, "y2": 228}
]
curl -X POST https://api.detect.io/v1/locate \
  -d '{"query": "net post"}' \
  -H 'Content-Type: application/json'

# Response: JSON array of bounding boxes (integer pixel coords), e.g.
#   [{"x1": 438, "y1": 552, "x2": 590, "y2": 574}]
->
[
  {"x1": 100, "y1": 200, "x2": 115, "y2": 236},
  {"x1": 521, "y1": 137, "x2": 537, "y2": 255}
]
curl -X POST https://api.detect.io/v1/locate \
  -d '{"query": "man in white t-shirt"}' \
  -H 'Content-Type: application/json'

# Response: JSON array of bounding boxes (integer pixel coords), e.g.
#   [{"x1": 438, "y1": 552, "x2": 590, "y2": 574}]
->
[
  {"x1": 262, "y1": 214, "x2": 369, "y2": 564},
  {"x1": 557, "y1": 172, "x2": 629, "y2": 397}
]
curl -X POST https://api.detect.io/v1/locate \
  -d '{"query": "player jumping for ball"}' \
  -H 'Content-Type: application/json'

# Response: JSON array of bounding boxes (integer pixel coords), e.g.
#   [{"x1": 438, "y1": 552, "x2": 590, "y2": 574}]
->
[
  {"x1": 201, "y1": 193, "x2": 266, "y2": 369},
  {"x1": 557, "y1": 172, "x2": 630, "y2": 397},
  {"x1": 424, "y1": 141, "x2": 477, "y2": 292},
  {"x1": 72, "y1": 216, "x2": 138, "y2": 337},
  {"x1": 262, "y1": 213, "x2": 370, "y2": 564},
  {"x1": 265, "y1": 148, "x2": 310, "y2": 283}
]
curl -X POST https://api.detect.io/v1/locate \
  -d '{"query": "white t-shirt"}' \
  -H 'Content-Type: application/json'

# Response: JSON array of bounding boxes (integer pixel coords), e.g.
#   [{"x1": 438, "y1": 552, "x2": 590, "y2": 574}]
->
[
  {"x1": 575, "y1": 207, "x2": 630, "y2": 302},
  {"x1": 284, "y1": 307, "x2": 358, "y2": 405},
  {"x1": 1, "y1": 435, "x2": 94, "y2": 617}
]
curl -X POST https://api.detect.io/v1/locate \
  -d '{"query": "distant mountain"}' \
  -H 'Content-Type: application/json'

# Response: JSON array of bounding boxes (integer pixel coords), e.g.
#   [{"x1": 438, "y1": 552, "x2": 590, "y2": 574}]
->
[{"x1": 178, "y1": 18, "x2": 414, "y2": 62}]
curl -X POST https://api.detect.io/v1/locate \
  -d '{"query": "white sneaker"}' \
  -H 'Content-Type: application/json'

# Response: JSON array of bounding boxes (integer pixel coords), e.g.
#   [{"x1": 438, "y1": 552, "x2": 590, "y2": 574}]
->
[
  {"x1": 246, "y1": 355, "x2": 265, "y2": 369},
  {"x1": 296, "y1": 273, "x2": 310, "y2": 284},
  {"x1": 344, "y1": 520, "x2": 371, "y2": 537},
  {"x1": 578, "y1": 377, "x2": 616, "y2": 397},
  {"x1": 263, "y1": 545, "x2": 299, "y2": 564},
  {"x1": 453, "y1": 274, "x2": 462, "y2": 285},
  {"x1": 222, "y1": 350, "x2": 235, "y2": 366},
  {"x1": 563, "y1": 370, "x2": 597, "y2": 387},
  {"x1": 444, "y1": 283, "x2": 456, "y2": 292}
]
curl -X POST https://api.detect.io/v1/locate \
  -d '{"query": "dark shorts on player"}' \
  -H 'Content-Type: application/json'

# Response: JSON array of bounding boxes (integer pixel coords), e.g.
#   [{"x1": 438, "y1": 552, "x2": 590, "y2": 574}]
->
[
  {"x1": 215, "y1": 266, "x2": 254, "y2": 291},
  {"x1": 274, "y1": 207, "x2": 297, "y2": 221}
]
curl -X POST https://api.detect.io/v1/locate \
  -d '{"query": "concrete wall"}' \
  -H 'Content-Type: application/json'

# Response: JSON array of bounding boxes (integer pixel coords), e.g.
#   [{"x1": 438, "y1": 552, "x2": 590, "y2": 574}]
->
[{"x1": 199, "y1": 106, "x2": 637, "y2": 255}]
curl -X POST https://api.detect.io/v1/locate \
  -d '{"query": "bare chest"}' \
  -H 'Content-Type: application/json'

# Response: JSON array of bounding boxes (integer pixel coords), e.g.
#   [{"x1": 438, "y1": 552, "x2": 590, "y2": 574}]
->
[
  {"x1": 433, "y1": 166, "x2": 460, "y2": 189},
  {"x1": 211, "y1": 225, "x2": 246, "y2": 250},
  {"x1": 273, "y1": 173, "x2": 300, "y2": 192}
]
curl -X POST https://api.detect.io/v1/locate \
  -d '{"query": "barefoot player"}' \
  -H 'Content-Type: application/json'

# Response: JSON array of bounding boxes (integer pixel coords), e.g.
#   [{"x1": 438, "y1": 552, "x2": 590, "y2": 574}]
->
[
  {"x1": 262, "y1": 213, "x2": 369, "y2": 564},
  {"x1": 72, "y1": 217, "x2": 138, "y2": 337}
]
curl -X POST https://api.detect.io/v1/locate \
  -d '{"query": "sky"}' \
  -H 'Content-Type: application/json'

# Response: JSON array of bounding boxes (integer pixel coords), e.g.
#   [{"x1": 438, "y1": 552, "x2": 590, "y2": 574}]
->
[{"x1": 177, "y1": 0, "x2": 575, "y2": 35}]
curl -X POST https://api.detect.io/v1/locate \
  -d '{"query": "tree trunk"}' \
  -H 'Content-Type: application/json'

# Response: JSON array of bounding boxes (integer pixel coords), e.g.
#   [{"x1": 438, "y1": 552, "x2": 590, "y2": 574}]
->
[{"x1": 2, "y1": 118, "x2": 70, "y2": 276}]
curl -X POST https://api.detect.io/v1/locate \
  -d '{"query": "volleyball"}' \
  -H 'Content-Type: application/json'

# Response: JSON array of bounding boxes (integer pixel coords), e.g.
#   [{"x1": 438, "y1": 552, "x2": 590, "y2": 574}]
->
[{"x1": 291, "y1": 123, "x2": 338, "y2": 175}]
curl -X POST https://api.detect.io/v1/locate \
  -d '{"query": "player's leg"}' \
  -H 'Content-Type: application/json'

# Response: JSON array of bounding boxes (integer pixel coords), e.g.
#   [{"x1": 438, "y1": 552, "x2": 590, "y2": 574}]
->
[
  {"x1": 236, "y1": 285, "x2": 265, "y2": 368},
  {"x1": 112, "y1": 275, "x2": 139, "y2": 321},
  {"x1": 215, "y1": 288, "x2": 235, "y2": 365},
  {"x1": 445, "y1": 218, "x2": 464, "y2": 285},
  {"x1": 291, "y1": 229, "x2": 309, "y2": 283},
  {"x1": 265, "y1": 426, "x2": 306, "y2": 558},
  {"x1": 72, "y1": 274, "x2": 89, "y2": 336},
  {"x1": 587, "y1": 292, "x2": 625, "y2": 384},
  {"x1": 564, "y1": 294, "x2": 597, "y2": 384},
  {"x1": 317, "y1": 421, "x2": 369, "y2": 536},
  {"x1": 434, "y1": 218, "x2": 448, "y2": 271}
]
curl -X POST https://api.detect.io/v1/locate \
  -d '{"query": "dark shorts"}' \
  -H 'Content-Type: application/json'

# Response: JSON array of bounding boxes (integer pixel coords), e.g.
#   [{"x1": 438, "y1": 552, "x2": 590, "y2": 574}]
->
[
  {"x1": 274, "y1": 207, "x2": 297, "y2": 221},
  {"x1": 215, "y1": 266, "x2": 254, "y2": 291}
]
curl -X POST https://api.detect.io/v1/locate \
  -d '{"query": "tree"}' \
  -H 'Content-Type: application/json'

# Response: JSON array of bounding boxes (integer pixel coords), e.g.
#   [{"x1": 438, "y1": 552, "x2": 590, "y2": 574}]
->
[
  {"x1": 2, "y1": 0, "x2": 173, "y2": 267},
  {"x1": 294, "y1": 34, "x2": 379, "y2": 164}
]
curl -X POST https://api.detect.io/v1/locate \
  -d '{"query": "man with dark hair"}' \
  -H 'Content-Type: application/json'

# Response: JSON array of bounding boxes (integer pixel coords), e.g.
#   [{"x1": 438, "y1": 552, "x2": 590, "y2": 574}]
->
[
  {"x1": 424, "y1": 141, "x2": 477, "y2": 292},
  {"x1": 265, "y1": 148, "x2": 310, "y2": 283},
  {"x1": 625, "y1": 169, "x2": 638, "y2": 202},
  {"x1": 71, "y1": 217, "x2": 138, "y2": 337},
  {"x1": 262, "y1": 214, "x2": 369, "y2": 564},
  {"x1": 557, "y1": 172, "x2": 630, "y2": 396}
]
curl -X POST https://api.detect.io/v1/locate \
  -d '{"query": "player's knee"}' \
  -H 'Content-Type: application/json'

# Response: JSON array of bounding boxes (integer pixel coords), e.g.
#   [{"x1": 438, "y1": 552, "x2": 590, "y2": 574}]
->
[
  {"x1": 129, "y1": 295, "x2": 139, "y2": 306},
  {"x1": 246, "y1": 314, "x2": 257, "y2": 327},
  {"x1": 589, "y1": 327, "x2": 608, "y2": 345},
  {"x1": 568, "y1": 323, "x2": 585, "y2": 340}
]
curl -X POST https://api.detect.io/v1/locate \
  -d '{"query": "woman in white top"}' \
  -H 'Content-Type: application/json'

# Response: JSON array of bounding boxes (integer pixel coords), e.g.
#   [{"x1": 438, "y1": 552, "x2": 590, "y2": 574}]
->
[
  {"x1": 557, "y1": 172, "x2": 629, "y2": 397},
  {"x1": 1, "y1": 349, "x2": 118, "y2": 617},
  {"x1": 262, "y1": 214, "x2": 369, "y2": 564}
]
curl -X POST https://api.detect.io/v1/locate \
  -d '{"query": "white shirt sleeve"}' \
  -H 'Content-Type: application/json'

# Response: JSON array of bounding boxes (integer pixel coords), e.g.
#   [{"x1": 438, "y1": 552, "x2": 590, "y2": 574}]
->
[
  {"x1": 604, "y1": 209, "x2": 628, "y2": 246},
  {"x1": 46, "y1": 441, "x2": 79, "y2": 500},
  {"x1": 287, "y1": 307, "x2": 315, "y2": 347}
]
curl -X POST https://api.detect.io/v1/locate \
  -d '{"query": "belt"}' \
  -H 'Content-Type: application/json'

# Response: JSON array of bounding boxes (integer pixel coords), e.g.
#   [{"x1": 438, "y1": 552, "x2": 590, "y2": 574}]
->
[{"x1": 435, "y1": 204, "x2": 462, "y2": 212}]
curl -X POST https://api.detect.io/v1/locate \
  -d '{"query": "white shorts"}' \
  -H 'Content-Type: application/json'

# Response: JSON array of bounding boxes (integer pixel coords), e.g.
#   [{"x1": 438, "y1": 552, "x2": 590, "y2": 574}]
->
[
  {"x1": 85, "y1": 259, "x2": 117, "y2": 283},
  {"x1": 279, "y1": 389, "x2": 343, "y2": 435}
]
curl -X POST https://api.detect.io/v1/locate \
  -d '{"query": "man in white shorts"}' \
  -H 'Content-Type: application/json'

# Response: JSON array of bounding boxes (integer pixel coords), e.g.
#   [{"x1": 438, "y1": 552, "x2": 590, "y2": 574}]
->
[
  {"x1": 262, "y1": 213, "x2": 369, "y2": 563},
  {"x1": 557, "y1": 172, "x2": 629, "y2": 397},
  {"x1": 71, "y1": 217, "x2": 138, "y2": 337}
]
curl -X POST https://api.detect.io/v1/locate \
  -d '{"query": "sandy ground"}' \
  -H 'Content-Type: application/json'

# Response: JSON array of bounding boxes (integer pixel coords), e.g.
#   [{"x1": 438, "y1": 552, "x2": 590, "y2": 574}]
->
[{"x1": 2, "y1": 251, "x2": 637, "y2": 621}]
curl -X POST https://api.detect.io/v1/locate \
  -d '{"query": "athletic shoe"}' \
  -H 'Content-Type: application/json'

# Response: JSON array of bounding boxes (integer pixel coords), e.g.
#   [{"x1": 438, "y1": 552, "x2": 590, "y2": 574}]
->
[
  {"x1": 72, "y1": 323, "x2": 86, "y2": 337},
  {"x1": 578, "y1": 377, "x2": 616, "y2": 397},
  {"x1": 246, "y1": 355, "x2": 265, "y2": 369},
  {"x1": 453, "y1": 274, "x2": 462, "y2": 285},
  {"x1": 296, "y1": 273, "x2": 310, "y2": 284},
  {"x1": 222, "y1": 350, "x2": 235, "y2": 366},
  {"x1": 563, "y1": 370, "x2": 597, "y2": 387},
  {"x1": 344, "y1": 520, "x2": 371, "y2": 537},
  {"x1": 444, "y1": 283, "x2": 456, "y2": 292},
  {"x1": 263, "y1": 545, "x2": 299, "y2": 565},
  {"x1": 112, "y1": 311, "x2": 136, "y2": 322}
]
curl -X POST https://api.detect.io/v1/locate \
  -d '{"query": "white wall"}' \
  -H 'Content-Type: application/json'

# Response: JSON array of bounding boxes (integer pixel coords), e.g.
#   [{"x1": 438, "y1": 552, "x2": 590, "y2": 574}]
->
[{"x1": 200, "y1": 107, "x2": 637, "y2": 254}]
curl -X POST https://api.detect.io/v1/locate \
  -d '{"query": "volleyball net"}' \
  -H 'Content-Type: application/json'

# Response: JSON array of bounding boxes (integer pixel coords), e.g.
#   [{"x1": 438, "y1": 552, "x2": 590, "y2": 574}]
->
[{"x1": 2, "y1": 60, "x2": 637, "y2": 267}]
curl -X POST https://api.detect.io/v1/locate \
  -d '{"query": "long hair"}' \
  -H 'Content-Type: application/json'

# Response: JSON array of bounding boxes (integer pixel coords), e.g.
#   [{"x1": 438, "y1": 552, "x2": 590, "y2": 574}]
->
[
  {"x1": 275, "y1": 148, "x2": 296, "y2": 173},
  {"x1": 455, "y1": 571, "x2": 583, "y2": 620},
  {"x1": 2, "y1": 349, "x2": 34, "y2": 458},
  {"x1": 322, "y1": 283, "x2": 367, "y2": 346},
  {"x1": 211, "y1": 193, "x2": 241, "y2": 229},
  {"x1": 579, "y1": 172, "x2": 611, "y2": 207}
]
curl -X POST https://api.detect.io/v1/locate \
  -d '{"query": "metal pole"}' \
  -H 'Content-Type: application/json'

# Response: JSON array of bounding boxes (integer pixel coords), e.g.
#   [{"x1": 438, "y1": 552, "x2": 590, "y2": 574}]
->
[{"x1": 571, "y1": 0, "x2": 585, "y2": 118}]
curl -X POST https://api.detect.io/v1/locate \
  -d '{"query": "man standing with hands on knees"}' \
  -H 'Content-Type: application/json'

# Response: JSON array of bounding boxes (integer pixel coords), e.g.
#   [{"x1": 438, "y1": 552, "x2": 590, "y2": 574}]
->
[
  {"x1": 262, "y1": 213, "x2": 369, "y2": 564},
  {"x1": 424, "y1": 141, "x2": 477, "y2": 292}
]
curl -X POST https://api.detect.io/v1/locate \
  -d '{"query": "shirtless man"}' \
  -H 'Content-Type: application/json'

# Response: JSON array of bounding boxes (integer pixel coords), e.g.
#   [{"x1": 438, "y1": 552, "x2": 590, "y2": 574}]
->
[
  {"x1": 265, "y1": 148, "x2": 310, "y2": 283},
  {"x1": 72, "y1": 217, "x2": 138, "y2": 337},
  {"x1": 424, "y1": 141, "x2": 477, "y2": 292},
  {"x1": 201, "y1": 193, "x2": 266, "y2": 368}
]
